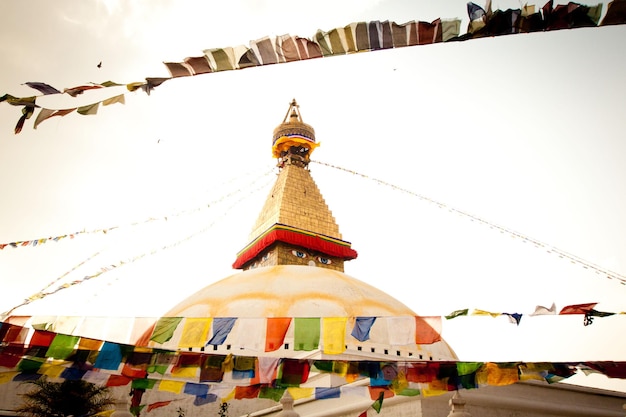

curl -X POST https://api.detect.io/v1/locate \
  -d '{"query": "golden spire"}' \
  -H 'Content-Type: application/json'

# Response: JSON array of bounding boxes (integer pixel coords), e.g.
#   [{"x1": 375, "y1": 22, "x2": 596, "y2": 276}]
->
[{"x1": 233, "y1": 99, "x2": 357, "y2": 271}]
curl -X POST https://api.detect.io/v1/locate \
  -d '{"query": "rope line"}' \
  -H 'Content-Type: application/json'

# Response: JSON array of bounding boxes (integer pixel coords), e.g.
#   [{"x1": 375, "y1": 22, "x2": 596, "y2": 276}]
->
[{"x1": 312, "y1": 159, "x2": 626, "y2": 285}]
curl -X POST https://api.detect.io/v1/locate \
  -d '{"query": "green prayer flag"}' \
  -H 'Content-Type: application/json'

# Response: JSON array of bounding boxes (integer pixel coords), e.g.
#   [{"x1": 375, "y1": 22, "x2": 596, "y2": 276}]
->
[
  {"x1": 150, "y1": 317, "x2": 183, "y2": 344},
  {"x1": 131, "y1": 379, "x2": 157, "y2": 389},
  {"x1": 18, "y1": 358, "x2": 43, "y2": 373},
  {"x1": 588, "y1": 309, "x2": 615, "y2": 317},
  {"x1": 46, "y1": 334, "x2": 79, "y2": 359},
  {"x1": 372, "y1": 391, "x2": 385, "y2": 413},
  {"x1": 77, "y1": 102, "x2": 100, "y2": 115},
  {"x1": 294, "y1": 318, "x2": 320, "y2": 351},
  {"x1": 398, "y1": 388, "x2": 420, "y2": 396},
  {"x1": 445, "y1": 309, "x2": 469, "y2": 320},
  {"x1": 259, "y1": 387, "x2": 286, "y2": 402},
  {"x1": 457, "y1": 362, "x2": 483, "y2": 376}
]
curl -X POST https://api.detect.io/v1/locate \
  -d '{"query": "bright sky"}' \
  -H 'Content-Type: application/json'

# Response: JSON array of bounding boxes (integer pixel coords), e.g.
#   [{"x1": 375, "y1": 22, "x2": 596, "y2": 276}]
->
[{"x1": 1, "y1": 0, "x2": 626, "y2": 392}]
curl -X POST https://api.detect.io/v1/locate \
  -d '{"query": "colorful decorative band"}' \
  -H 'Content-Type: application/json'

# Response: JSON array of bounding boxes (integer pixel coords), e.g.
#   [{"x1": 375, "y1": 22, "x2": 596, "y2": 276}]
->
[
  {"x1": 272, "y1": 133, "x2": 316, "y2": 146},
  {"x1": 233, "y1": 224, "x2": 357, "y2": 269}
]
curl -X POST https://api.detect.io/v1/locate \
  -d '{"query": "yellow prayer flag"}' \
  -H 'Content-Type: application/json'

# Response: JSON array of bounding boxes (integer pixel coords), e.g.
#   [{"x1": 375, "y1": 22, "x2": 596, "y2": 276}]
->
[
  {"x1": 471, "y1": 309, "x2": 501, "y2": 318},
  {"x1": 78, "y1": 337, "x2": 103, "y2": 350},
  {"x1": 287, "y1": 387, "x2": 314, "y2": 400},
  {"x1": 158, "y1": 380, "x2": 185, "y2": 394},
  {"x1": 476, "y1": 363, "x2": 519, "y2": 386},
  {"x1": 322, "y1": 317, "x2": 347, "y2": 354},
  {"x1": 222, "y1": 389, "x2": 236, "y2": 402},
  {"x1": 421, "y1": 378, "x2": 449, "y2": 397},
  {"x1": 178, "y1": 318, "x2": 212, "y2": 348},
  {"x1": 40, "y1": 364, "x2": 65, "y2": 378},
  {"x1": 0, "y1": 372, "x2": 19, "y2": 384},
  {"x1": 102, "y1": 94, "x2": 125, "y2": 106},
  {"x1": 170, "y1": 366, "x2": 199, "y2": 378}
]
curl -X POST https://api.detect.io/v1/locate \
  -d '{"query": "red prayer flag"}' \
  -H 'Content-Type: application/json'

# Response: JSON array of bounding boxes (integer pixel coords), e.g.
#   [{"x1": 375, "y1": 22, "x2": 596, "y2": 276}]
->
[
  {"x1": 147, "y1": 401, "x2": 172, "y2": 412},
  {"x1": 265, "y1": 318, "x2": 291, "y2": 351},
  {"x1": 235, "y1": 385, "x2": 261, "y2": 399},
  {"x1": 415, "y1": 316, "x2": 442, "y2": 344},
  {"x1": 559, "y1": 303, "x2": 598, "y2": 315},
  {"x1": 29, "y1": 330, "x2": 56, "y2": 347},
  {"x1": 106, "y1": 374, "x2": 132, "y2": 387}
]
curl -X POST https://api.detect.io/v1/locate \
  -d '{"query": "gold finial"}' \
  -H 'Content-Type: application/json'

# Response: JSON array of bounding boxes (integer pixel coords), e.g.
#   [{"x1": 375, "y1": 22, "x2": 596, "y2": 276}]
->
[{"x1": 272, "y1": 99, "x2": 318, "y2": 167}]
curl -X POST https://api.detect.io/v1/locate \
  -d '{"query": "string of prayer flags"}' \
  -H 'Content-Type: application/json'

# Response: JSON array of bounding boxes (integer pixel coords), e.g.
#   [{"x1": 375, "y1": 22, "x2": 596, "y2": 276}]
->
[
  {"x1": 3, "y1": 1, "x2": 626, "y2": 134},
  {"x1": 4, "y1": 329, "x2": 626, "y2": 401}
]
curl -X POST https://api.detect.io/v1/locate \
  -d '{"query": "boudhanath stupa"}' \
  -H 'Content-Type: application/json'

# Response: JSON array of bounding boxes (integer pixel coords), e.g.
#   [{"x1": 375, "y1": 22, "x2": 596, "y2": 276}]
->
[{"x1": 1, "y1": 100, "x2": 625, "y2": 417}]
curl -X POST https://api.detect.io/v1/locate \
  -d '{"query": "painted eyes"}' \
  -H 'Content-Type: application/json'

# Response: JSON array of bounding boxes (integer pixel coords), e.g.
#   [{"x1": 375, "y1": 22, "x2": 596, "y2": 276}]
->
[{"x1": 291, "y1": 250, "x2": 331, "y2": 265}]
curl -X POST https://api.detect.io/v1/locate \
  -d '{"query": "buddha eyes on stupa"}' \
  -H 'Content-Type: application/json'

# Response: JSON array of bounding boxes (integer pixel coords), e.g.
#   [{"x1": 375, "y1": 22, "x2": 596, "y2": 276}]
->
[
  {"x1": 317, "y1": 257, "x2": 332, "y2": 265},
  {"x1": 292, "y1": 250, "x2": 307, "y2": 258}
]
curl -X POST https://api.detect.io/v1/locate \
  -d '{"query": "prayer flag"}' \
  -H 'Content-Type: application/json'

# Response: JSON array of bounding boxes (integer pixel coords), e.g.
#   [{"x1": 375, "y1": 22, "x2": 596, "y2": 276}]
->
[
  {"x1": 530, "y1": 303, "x2": 556, "y2": 316},
  {"x1": 315, "y1": 387, "x2": 340, "y2": 399},
  {"x1": 0, "y1": 372, "x2": 18, "y2": 384},
  {"x1": 294, "y1": 37, "x2": 322, "y2": 59},
  {"x1": 559, "y1": 303, "x2": 598, "y2": 315},
  {"x1": 251, "y1": 37, "x2": 279, "y2": 65},
  {"x1": 179, "y1": 318, "x2": 212, "y2": 348},
  {"x1": 184, "y1": 382, "x2": 209, "y2": 397},
  {"x1": 415, "y1": 316, "x2": 441, "y2": 344},
  {"x1": 601, "y1": 0, "x2": 626, "y2": 25},
  {"x1": 323, "y1": 317, "x2": 347, "y2": 354},
  {"x1": 387, "y1": 316, "x2": 415, "y2": 345},
  {"x1": 208, "y1": 317, "x2": 236, "y2": 345},
  {"x1": 200, "y1": 355, "x2": 226, "y2": 382},
  {"x1": 29, "y1": 330, "x2": 56, "y2": 347},
  {"x1": 150, "y1": 317, "x2": 183, "y2": 344},
  {"x1": 258, "y1": 357, "x2": 280, "y2": 384},
  {"x1": 24, "y1": 82, "x2": 61, "y2": 95},
  {"x1": 132, "y1": 379, "x2": 157, "y2": 390},
  {"x1": 294, "y1": 318, "x2": 320, "y2": 351},
  {"x1": 94, "y1": 342, "x2": 122, "y2": 370},
  {"x1": 445, "y1": 309, "x2": 469, "y2": 320},
  {"x1": 45, "y1": 334, "x2": 79, "y2": 359},
  {"x1": 77, "y1": 103, "x2": 100, "y2": 115},
  {"x1": 351, "y1": 317, "x2": 376, "y2": 342},
  {"x1": 184, "y1": 56, "x2": 212, "y2": 74},
  {"x1": 238, "y1": 318, "x2": 265, "y2": 351},
  {"x1": 472, "y1": 309, "x2": 500, "y2": 317},
  {"x1": 370, "y1": 390, "x2": 386, "y2": 413},
  {"x1": 164, "y1": 62, "x2": 193, "y2": 77},
  {"x1": 147, "y1": 401, "x2": 172, "y2": 412},
  {"x1": 78, "y1": 337, "x2": 103, "y2": 351},
  {"x1": 204, "y1": 48, "x2": 236, "y2": 71},
  {"x1": 235, "y1": 385, "x2": 261, "y2": 399},
  {"x1": 102, "y1": 94, "x2": 125, "y2": 106},
  {"x1": 278, "y1": 359, "x2": 310, "y2": 386},
  {"x1": 504, "y1": 313, "x2": 523, "y2": 325},
  {"x1": 105, "y1": 375, "x2": 132, "y2": 387},
  {"x1": 159, "y1": 380, "x2": 185, "y2": 394},
  {"x1": 33, "y1": 108, "x2": 75, "y2": 129},
  {"x1": 288, "y1": 387, "x2": 314, "y2": 400},
  {"x1": 259, "y1": 387, "x2": 285, "y2": 402},
  {"x1": 60, "y1": 367, "x2": 86, "y2": 381},
  {"x1": 276, "y1": 35, "x2": 302, "y2": 62},
  {"x1": 476, "y1": 362, "x2": 519, "y2": 386}
]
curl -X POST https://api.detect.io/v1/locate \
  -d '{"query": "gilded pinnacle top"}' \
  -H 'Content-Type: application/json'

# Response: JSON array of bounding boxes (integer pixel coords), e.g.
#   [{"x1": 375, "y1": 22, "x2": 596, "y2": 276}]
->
[{"x1": 272, "y1": 99, "x2": 318, "y2": 166}]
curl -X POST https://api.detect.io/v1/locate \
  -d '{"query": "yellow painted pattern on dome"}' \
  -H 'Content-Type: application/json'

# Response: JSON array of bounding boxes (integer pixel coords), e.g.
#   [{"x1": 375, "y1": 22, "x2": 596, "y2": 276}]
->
[{"x1": 165, "y1": 265, "x2": 414, "y2": 318}]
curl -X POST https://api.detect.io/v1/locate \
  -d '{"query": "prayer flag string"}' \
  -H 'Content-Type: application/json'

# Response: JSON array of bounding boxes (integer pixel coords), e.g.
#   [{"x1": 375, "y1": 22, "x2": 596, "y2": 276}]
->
[
  {"x1": 311, "y1": 160, "x2": 626, "y2": 286},
  {"x1": 2, "y1": 1, "x2": 625, "y2": 133}
]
